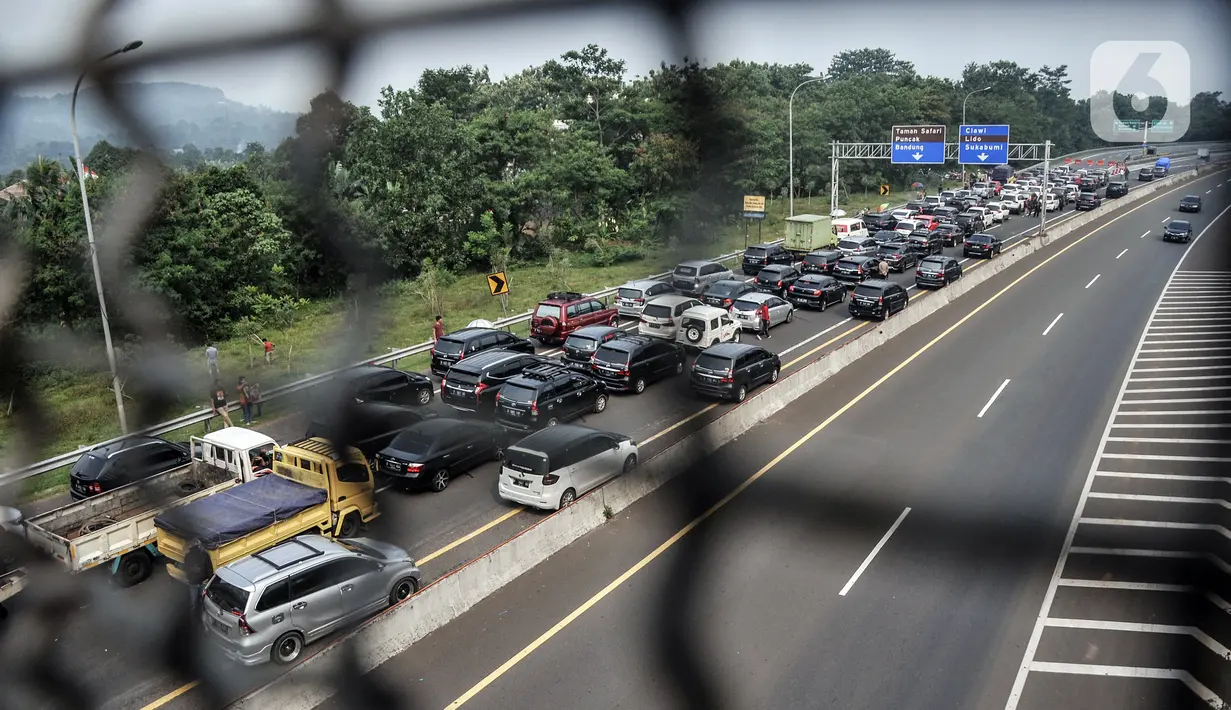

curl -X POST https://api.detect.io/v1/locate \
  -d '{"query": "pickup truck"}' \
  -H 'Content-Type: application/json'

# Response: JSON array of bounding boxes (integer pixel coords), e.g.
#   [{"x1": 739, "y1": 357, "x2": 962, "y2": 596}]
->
[
  {"x1": 154, "y1": 437, "x2": 378, "y2": 583},
  {"x1": 21, "y1": 427, "x2": 277, "y2": 587}
]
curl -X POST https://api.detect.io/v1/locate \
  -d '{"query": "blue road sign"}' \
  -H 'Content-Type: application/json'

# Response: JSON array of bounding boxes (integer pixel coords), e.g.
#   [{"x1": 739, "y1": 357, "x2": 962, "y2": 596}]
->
[
  {"x1": 959, "y1": 124, "x2": 1010, "y2": 165},
  {"x1": 891, "y1": 125, "x2": 946, "y2": 164}
]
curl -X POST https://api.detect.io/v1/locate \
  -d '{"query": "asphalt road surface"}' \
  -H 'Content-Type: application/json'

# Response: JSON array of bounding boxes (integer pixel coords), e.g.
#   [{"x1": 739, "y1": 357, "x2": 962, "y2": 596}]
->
[
  {"x1": 298, "y1": 169, "x2": 1231, "y2": 710},
  {"x1": 22, "y1": 156, "x2": 1227, "y2": 710}
]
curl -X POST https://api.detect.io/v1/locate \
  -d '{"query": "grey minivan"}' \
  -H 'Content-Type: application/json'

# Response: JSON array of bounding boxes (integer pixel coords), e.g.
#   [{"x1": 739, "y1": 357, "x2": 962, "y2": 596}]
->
[{"x1": 201, "y1": 536, "x2": 421, "y2": 666}]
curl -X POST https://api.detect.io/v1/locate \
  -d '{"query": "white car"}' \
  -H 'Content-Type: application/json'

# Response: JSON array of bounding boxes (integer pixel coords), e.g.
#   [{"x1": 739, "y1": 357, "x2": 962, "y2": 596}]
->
[
  {"x1": 1063, "y1": 184, "x2": 1079, "y2": 201},
  {"x1": 675, "y1": 305, "x2": 740, "y2": 350},
  {"x1": 983, "y1": 201, "x2": 1009, "y2": 223},
  {"x1": 638, "y1": 295, "x2": 702, "y2": 340},
  {"x1": 893, "y1": 218, "x2": 921, "y2": 236},
  {"x1": 971, "y1": 182, "x2": 991, "y2": 198},
  {"x1": 966, "y1": 207, "x2": 991, "y2": 225},
  {"x1": 1045, "y1": 193, "x2": 1061, "y2": 211},
  {"x1": 890, "y1": 208, "x2": 918, "y2": 222}
]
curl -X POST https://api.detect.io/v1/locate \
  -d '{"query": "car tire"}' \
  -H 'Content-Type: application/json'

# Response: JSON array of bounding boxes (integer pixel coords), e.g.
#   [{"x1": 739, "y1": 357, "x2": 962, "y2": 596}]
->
[
  {"x1": 416, "y1": 387, "x2": 432, "y2": 406},
  {"x1": 819, "y1": 297, "x2": 826, "y2": 312},
  {"x1": 594, "y1": 393, "x2": 608, "y2": 413},
  {"x1": 685, "y1": 326, "x2": 703, "y2": 344},
  {"x1": 272, "y1": 632, "x2": 305, "y2": 665},
  {"x1": 732, "y1": 330, "x2": 740, "y2": 343},
  {"x1": 559, "y1": 488, "x2": 577, "y2": 508},
  {"x1": 632, "y1": 378, "x2": 647, "y2": 394},
  {"x1": 622, "y1": 454, "x2": 638, "y2": 474},
  {"x1": 674, "y1": 360, "x2": 684, "y2": 375},
  {"x1": 338, "y1": 512, "x2": 361, "y2": 537},
  {"x1": 734, "y1": 385, "x2": 748, "y2": 403},
  {"x1": 115, "y1": 549, "x2": 153, "y2": 588},
  {"x1": 785, "y1": 309, "x2": 795, "y2": 324},
  {"x1": 431, "y1": 468, "x2": 450, "y2": 493},
  {"x1": 770, "y1": 368, "x2": 780, "y2": 383},
  {"x1": 389, "y1": 576, "x2": 420, "y2": 605}
]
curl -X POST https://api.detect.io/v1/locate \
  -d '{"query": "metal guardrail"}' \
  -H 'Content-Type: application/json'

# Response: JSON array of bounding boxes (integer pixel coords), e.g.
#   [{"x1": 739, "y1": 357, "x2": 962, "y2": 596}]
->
[{"x1": 4, "y1": 140, "x2": 1226, "y2": 489}]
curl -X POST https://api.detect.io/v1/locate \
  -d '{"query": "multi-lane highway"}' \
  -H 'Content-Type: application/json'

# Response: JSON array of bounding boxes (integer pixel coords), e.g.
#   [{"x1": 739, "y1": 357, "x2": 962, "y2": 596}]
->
[
  {"x1": 299, "y1": 166, "x2": 1231, "y2": 710},
  {"x1": 26, "y1": 153, "x2": 1226, "y2": 710}
]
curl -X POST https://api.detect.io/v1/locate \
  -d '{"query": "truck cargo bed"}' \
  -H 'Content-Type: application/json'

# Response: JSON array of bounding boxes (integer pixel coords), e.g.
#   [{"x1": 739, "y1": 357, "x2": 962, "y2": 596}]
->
[{"x1": 154, "y1": 475, "x2": 327, "y2": 550}]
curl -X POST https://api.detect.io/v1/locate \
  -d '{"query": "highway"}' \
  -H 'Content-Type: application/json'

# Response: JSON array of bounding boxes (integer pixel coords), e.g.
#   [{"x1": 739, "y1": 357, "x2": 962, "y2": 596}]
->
[
  {"x1": 302, "y1": 166, "x2": 1231, "y2": 710},
  {"x1": 21, "y1": 153, "x2": 1225, "y2": 710}
]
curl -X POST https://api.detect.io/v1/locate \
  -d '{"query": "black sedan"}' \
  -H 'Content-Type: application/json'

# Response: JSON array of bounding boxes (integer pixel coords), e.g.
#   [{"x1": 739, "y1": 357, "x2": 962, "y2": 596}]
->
[
  {"x1": 340, "y1": 364, "x2": 435, "y2": 407},
  {"x1": 786, "y1": 274, "x2": 846, "y2": 311},
  {"x1": 1163, "y1": 220, "x2": 1193, "y2": 243},
  {"x1": 702, "y1": 279, "x2": 756, "y2": 309},
  {"x1": 375, "y1": 418, "x2": 506, "y2": 492},
  {"x1": 1179, "y1": 195, "x2": 1202, "y2": 213},
  {"x1": 800, "y1": 250, "x2": 841, "y2": 275},
  {"x1": 876, "y1": 242, "x2": 919, "y2": 272},
  {"x1": 963, "y1": 233, "x2": 1002, "y2": 259}
]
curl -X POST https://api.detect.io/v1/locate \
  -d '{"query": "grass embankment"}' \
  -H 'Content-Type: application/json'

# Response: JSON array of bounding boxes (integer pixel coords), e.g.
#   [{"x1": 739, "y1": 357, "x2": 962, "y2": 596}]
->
[{"x1": 1, "y1": 185, "x2": 940, "y2": 499}]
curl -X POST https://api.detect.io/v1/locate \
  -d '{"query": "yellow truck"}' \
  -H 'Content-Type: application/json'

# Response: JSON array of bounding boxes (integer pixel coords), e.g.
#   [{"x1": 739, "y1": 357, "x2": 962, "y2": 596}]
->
[{"x1": 154, "y1": 437, "x2": 378, "y2": 582}]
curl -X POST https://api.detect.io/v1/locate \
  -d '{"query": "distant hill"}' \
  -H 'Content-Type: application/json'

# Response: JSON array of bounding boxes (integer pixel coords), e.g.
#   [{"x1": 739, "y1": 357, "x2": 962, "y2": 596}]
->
[{"x1": 0, "y1": 82, "x2": 299, "y2": 173}]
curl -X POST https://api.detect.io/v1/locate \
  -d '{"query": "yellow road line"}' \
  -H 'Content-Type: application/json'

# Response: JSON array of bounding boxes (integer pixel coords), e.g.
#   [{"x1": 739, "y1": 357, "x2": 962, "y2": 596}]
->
[
  {"x1": 443, "y1": 171, "x2": 1219, "y2": 709},
  {"x1": 138, "y1": 681, "x2": 199, "y2": 710},
  {"x1": 417, "y1": 507, "x2": 526, "y2": 566},
  {"x1": 784, "y1": 323, "x2": 867, "y2": 370}
]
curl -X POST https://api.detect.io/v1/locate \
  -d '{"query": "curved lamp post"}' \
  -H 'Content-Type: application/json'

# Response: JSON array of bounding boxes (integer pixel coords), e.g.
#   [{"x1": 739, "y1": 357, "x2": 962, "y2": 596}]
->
[
  {"x1": 960, "y1": 86, "x2": 991, "y2": 185},
  {"x1": 788, "y1": 77, "x2": 823, "y2": 217}
]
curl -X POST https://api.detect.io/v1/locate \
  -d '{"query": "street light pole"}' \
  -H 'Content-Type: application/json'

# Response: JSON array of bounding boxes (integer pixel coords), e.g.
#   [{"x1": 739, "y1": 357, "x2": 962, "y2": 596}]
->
[
  {"x1": 788, "y1": 77, "x2": 823, "y2": 217},
  {"x1": 70, "y1": 40, "x2": 143, "y2": 435},
  {"x1": 960, "y1": 86, "x2": 992, "y2": 186}
]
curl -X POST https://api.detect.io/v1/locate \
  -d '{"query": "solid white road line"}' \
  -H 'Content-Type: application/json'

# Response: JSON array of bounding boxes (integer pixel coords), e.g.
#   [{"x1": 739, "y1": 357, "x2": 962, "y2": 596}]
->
[
  {"x1": 1124, "y1": 385, "x2": 1231, "y2": 393},
  {"x1": 1042, "y1": 313, "x2": 1063, "y2": 336},
  {"x1": 1097, "y1": 470, "x2": 1231, "y2": 482},
  {"x1": 837, "y1": 506, "x2": 910, "y2": 597},
  {"x1": 1116, "y1": 248, "x2": 1128, "y2": 259},
  {"x1": 1111, "y1": 422, "x2": 1231, "y2": 428},
  {"x1": 977, "y1": 379, "x2": 1011, "y2": 418},
  {"x1": 1026, "y1": 663, "x2": 1222, "y2": 704},
  {"x1": 1084, "y1": 274, "x2": 1100, "y2": 289}
]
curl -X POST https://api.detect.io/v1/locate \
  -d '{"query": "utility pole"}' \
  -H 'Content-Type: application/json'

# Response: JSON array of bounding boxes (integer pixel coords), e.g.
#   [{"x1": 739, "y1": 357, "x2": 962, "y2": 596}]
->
[
  {"x1": 1040, "y1": 140, "x2": 1051, "y2": 235},
  {"x1": 788, "y1": 78, "x2": 823, "y2": 217},
  {"x1": 961, "y1": 86, "x2": 992, "y2": 186}
]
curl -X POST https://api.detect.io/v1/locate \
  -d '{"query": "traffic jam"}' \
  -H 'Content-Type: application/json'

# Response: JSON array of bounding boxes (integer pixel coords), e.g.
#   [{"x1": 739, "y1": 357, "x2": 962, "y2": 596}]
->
[{"x1": 5, "y1": 159, "x2": 1130, "y2": 668}]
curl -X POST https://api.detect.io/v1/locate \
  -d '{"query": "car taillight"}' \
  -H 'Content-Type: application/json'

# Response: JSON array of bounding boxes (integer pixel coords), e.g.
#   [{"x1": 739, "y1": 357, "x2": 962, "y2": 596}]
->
[
  {"x1": 723, "y1": 298, "x2": 732, "y2": 306},
  {"x1": 618, "y1": 368, "x2": 630, "y2": 376},
  {"x1": 237, "y1": 614, "x2": 254, "y2": 636},
  {"x1": 667, "y1": 318, "x2": 675, "y2": 326},
  {"x1": 720, "y1": 375, "x2": 734, "y2": 383},
  {"x1": 89, "y1": 481, "x2": 102, "y2": 494},
  {"x1": 440, "y1": 376, "x2": 447, "y2": 388},
  {"x1": 635, "y1": 298, "x2": 645, "y2": 304},
  {"x1": 495, "y1": 392, "x2": 502, "y2": 403},
  {"x1": 407, "y1": 463, "x2": 423, "y2": 473},
  {"x1": 776, "y1": 281, "x2": 783, "y2": 287},
  {"x1": 530, "y1": 401, "x2": 538, "y2": 415},
  {"x1": 788, "y1": 285, "x2": 796, "y2": 292},
  {"x1": 543, "y1": 474, "x2": 560, "y2": 485},
  {"x1": 878, "y1": 296, "x2": 884, "y2": 304},
  {"x1": 475, "y1": 382, "x2": 488, "y2": 397}
]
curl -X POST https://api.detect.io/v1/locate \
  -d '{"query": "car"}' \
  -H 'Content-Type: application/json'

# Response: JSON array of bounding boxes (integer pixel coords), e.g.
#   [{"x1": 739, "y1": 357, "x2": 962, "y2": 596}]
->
[
  {"x1": 932, "y1": 223, "x2": 965, "y2": 247},
  {"x1": 862, "y1": 213, "x2": 898, "y2": 232},
  {"x1": 68, "y1": 436, "x2": 192, "y2": 499},
  {"x1": 971, "y1": 182, "x2": 991, "y2": 198},
  {"x1": 497, "y1": 424, "x2": 637, "y2": 511},
  {"x1": 1179, "y1": 195, "x2": 1202, "y2": 213},
  {"x1": 837, "y1": 236, "x2": 879, "y2": 256},
  {"x1": 800, "y1": 249, "x2": 842, "y2": 275},
  {"x1": 741, "y1": 243, "x2": 795, "y2": 275},
  {"x1": 940, "y1": 190, "x2": 960, "y2": 207},
  {"x1": 877, "y1": 242, "x2": 919, "y2": 272},
  {"x1": 690, "y1": 342, "x2": 781, "y2": 402},
  {"x1": 494, "y1": 364, "x2": 608, "y2": 431},
  {"x1": 337, "y1": 364, "x2": 435, "y2": 408},
  {"x1": 915, "y1": 256, "x2": 963, "y2": 289},
  {"x1": 753, "y1": 264, "x2": 802, "y2": 297},
  {"x1": 1138, "y1": 169, "x2": 1155, "y2": 182},
  {"x1": 893, "y1": 218, "x2": 922, "y2": 237},
  {"x1": 890, "y1": 208, "x2": 918, "y2": 222},
  {"x1": 590, "y1": 335, "x2": 686, "y2": 393},
  {"x1": 676, "y1": 305, "x2": 742, "y2": 349},
  {"x1": 615, "y1": 279, "x2": 676, "y2": 319},
  {"x1": 430, "y1": 327, "x2": 534, "y2": 376},
  {"x1": 1106, "y1": 180, "x2": 1128, "y2": 198},
  {"x1": 530, "y1": 291, "x2": 619, "y2": 345},
  {"x1": 671, "y1": 260, "x2": 734, "y2": 295},
  {"x1": 904, "y1": 201, "x2": 932, "y2": 215},
  {"x1": 201, "y1": 536, "x2": 421, "y2": 667},
  {"x1": 964, "y1": 232, "x2": 1003, "y2": 259},
  {"x1": 560, "y1": 325, "x2": 626, "y2": 371},
  {"x1": 955, "y1": 211, "x2": 984, "y2": 234},
  {"x1": 848, "y1": 279, "x2": 909, "y2": 321},
  {"x1": 923, "y1": 195, "x2": 944, "y2": 210},
  {"x1": 440, "y1": 349, "x2": 549, "y2": 414},
  {"x1": 1163, "y1": 220, "x2": 1193, "y2": 243},
  {"x1": 701, "y1": 279, "x2": 757, "y2": 309},
  {"x1": 932, "y1": 206, "x2": 961, "y2": 224},
  {"x1": 304, "y1": 401, "x2": 438, "y2": 464},
  {"x1": 871, "y1": 229, "x2": 901, "y2": 246},
  {"x1": 1044, "y1": 193, "x2": 1061, "y2": 211},
  {"x1": 910, "y1": 215, "x2": 941, "y2": 232},
  {"x1": 730, "y1": 291, "x2": 795, "y2": 331},
  {"x1": 374, "y1": 418, "x2": 506, "y2": 492},
  {"x1": 1151, "y1": 166, "x2": 1167, "y2": 179},
  {"x1": 787, "y1": 273, "x2": 846, "y2": 311},
  {"x1": 831, "y1": 255, "x2": 883, "y2": 287},
  {"x1": 1075, "y1": 191, "x2": 1101, "y2": 211},
  {"x1": 904, "y1": 232, "x2": 943, "y2": 260},
  {"x1": 638, "y1": 295, "x2": 703, "y2": 340},
  {"x1": 1062, "y1": 184, "x2": 1080, "y2": 203},
  {"x1": 983, "y1": 201, "x2": 1009, "y2": 223}
]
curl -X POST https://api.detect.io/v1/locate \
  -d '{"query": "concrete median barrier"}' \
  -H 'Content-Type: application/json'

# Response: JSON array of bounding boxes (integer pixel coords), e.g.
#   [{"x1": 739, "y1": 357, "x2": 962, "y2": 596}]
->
[{"x1": 228, "y1": 163, "x2": 1227, "y2": 710}]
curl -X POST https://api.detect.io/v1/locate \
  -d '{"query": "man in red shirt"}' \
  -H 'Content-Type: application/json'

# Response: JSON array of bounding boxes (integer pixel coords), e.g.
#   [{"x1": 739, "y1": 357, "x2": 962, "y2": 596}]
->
[
  {"x1": 433, "y1": 315, "x2": 445, "y2": 342},
  {"x1": 262, "y1": 337, "x2": 274, "y2": 365},
  {"x1": 757, "y1": 301, "x2": 771, "y2": 340}
]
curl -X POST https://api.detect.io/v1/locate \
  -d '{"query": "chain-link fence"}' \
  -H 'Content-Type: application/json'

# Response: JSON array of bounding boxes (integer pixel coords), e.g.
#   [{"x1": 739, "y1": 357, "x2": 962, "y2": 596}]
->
[{"x1": 2, "y1": 2, "x2": 1230, "y2": 709}]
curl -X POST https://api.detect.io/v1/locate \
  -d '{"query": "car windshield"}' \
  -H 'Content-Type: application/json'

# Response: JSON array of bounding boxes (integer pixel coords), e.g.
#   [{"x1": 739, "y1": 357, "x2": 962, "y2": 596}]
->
[
  {"x1": 879, "y1": 245, "x2": 907, "y2": 255},
  {"x1": 433, "y1": 338, "x2": 464, "y2": 355},
  {"x1": 920, "y1": 259, "x2": 946, "y2": 270},
  {"x1": 852, "y1": 285, "x2": 883, "y2": 298},
  {"x1": 708, "y1": 282, "x2": 740, "y2": 296},
  {"x1": 838, "y1": 239, "x2": 861, "y2": 250},
  {"x1": 388, "y1": 431, "x2": 433, "y2": 456},
  {"x1": 498, "y1": 383, "x2": 537, "y2": 402},
  {"x1": 1182, "y1": 196, "x2": 1199, "y2": 202},
  {"x1": 593, "y1": 347, "x2": 630, "y2": 365},
  {"x1": 643, "y1": 303, "x2": 672, "y2": 319},
  {"x1": 1170, "y1": 221, "x2": 1191, "y2": 230},
  {"x1": 534, "y1": 304, "x2": 562, "y2": 318},
  {"x1": 504, "y1": 449, "x2": 548, "y2": 476},
  {"x1": 617, "y1": 288, "x2": 644, "y2": 300},
  {"x1": 204, "y1": 576, "x2": 250, "y2": 614},
  {"x1": 565, "y1": 334, "x2": 600, "y2": 351},
  {"x1": 69, "y1": 453, "x2": 106, "y2": 480},
  {"x1": 967, "y1": 235, "x2": 992, "y2": 244},
  {"x1": 836, "y1": 259, "x2": 860, "y2": 270},
  {"x1": 757, "y1": 268, "x2": 784, "y2": 280},
  {"x1": 731, "y1": 299, "x2": 759, "y2": 312},
  {"x1": 694, "y1": 353, "x2": 732, "y2": 371},
  {"x1": 745, "y1": 247, "x2": 767, "y2": 256},
  {"x1": 673, "y1": 265, "x2": 697, "y2": 277},
  {"x1": 798, "y1": 276, "x2": 826, "y2": 286},
  {"x1": 804, "y1": 253, "x2": 832, "y2": 264}
]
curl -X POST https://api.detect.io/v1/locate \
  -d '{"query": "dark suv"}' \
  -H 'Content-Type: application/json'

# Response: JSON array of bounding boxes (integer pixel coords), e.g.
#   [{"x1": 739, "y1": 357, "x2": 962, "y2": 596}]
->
[
  {"x1": 69, "y1": 437, "x2": 191, "y2": 499},
  {"x1": 800, "y1": 250, "x2": 842, "y2": 275},
  {"x1": 562, "y1": 325, "x2": 626, "y2": 370},
  {"x1": 963, "y1": 232, "x2": 1003, "y2": 259},
  {"x1": 956, "y1": 211, "x2": 985, "y2": 234},
  {"x1": 753, "y1": 264, "x2": 802, "y2": 297},
  {"x1": 440, "y1": 349, "x2": 548, "y2": 414},
  {"x1": 915, "y1": 256, "x2": 962, "y2": 289},
  {"x1": 741, "y1": 243, "x2": 794, "y2": 275},
  {"x1": 690, "y1": 343, "x2": 781, "y2": 403},
  {"x1": 1075, "y1": 191, "x2": 1101, "y2": 211},
  {"x1": 530, "y1": 292, "x2": 619, "y2": 345},
  {"x1": 832, "y1": 255, "x2": 882, "y2": 287},
  {"x1": 905, "y1": 231, "x2": 943, "y2": 260},
  {"x1": 932, "y1": 223, "x2": 964, "y2": 247},
  {"x1": 848, "y1": 280, "x2": 909, "y2": 320},
  {"x1": 1105, "y1": 180, "x2": 1127, "y2": 198},
  {"x1": 431, "y1": 327, "x2": 535, "y2": 376},
  {"x1": 862, "y1": 213, "x2": 898, "y2": 232},
  {"x1": 877, "y1": 242, "x2": 918, "y2": 272},
  {"x1": 494, "y1": 364, "x2": 608, "y2": 431},
  {"x1": 590, "y1": 335, "x2": 686, "y2": 394},
  {"x1": 702, "y1": 279, "x2": 756, "y2": 309}
]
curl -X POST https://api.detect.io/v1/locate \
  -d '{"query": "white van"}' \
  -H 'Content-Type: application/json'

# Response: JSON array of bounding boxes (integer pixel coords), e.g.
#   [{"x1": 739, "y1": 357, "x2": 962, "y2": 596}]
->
[
  {"x1": 676, "y1": 305, "x2": 740, "y2": 350},
  {"x1": 497, "y1": 425, "x2": 638, "y2": 510},
  {"x1": 830, "y1": 218, "x2": 869, "y2": 242}
]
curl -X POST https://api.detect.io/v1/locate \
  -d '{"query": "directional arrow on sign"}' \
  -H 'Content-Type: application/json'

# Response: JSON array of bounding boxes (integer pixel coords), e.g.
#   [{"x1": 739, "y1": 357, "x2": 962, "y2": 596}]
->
[
  {"x1": 977, "y1": 153, "x2": 989, "y2": 162},
  {"x1": 912, "y1": 152, "x2": 923, "y2": 160},
  {"x1": 487, "y1": 271, "x2": 509, "y2": 296}
]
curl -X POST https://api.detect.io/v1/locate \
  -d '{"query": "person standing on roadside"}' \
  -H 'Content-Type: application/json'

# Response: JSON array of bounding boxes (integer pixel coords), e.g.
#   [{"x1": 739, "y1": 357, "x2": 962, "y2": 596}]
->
[
  {"x1": 262, "y1": 337, "x2": 274, "y2": 366},
  {"x1": 237, "y1": 377, "x2": 253, "y2": 426},
  {"x1": 211, "y1": 381, "x2": 232, "y2": 429},
  {"x1": 205, "y1": 344, "x2": 220, "y2": 381},
  {"x1": 433, "y1": 315, "x2": 445, "y2": 343},
  {"x1": 251, "y1": 381, "x2": 263, "y2": 419},
  {"x1": 757, "y1": 300, "x2": 771, "y2": 340}
]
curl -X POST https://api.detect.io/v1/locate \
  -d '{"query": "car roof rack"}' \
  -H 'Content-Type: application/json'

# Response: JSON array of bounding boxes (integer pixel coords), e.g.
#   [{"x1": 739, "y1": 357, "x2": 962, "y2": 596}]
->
[
  {"x1": 545, "y1": 291, "x2": 587, "y2": 302},
  {"x1": 521, "y1": 363, "x2": 574, "y2": 380}
]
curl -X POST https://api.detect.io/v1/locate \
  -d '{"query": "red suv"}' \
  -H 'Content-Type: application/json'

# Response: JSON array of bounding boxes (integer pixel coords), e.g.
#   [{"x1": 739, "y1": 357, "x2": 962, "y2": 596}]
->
[{"x1": 530, "y1": 291, "x2": 619, "y2": 345}]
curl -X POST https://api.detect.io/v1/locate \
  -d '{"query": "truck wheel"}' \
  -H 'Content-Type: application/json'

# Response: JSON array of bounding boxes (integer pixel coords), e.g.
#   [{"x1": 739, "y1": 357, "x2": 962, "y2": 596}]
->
[
  {"x1": 115, "y1": 549, "x2": 153, "y2": 587},
  {"x1": 338, "y1": 513, "x2": 360, "y2": 538}
]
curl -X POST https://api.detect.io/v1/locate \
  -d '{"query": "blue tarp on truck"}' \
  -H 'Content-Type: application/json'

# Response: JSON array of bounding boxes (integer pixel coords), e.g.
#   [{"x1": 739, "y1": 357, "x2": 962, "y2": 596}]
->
[
  {"x1": 153, "y1": 474, "x2": 326, "y2": 550},
  {"x1": 1155, "y1": 157, "x2": 1171, "y2": 173}
]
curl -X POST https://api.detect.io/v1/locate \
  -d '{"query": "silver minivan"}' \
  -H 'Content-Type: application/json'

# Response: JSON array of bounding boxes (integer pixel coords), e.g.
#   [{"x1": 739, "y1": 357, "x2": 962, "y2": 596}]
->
[
  {"x1": 638, "y1": 295, "x2": 702, "y2": 340},
  {"x1": 616, "y1": 279, "x2": 676, "y2": 318},
  {"x1": 497, "y1": 424, "x2": 638, "y2": 510},
  {"x1": 200, "y1": 536, "x2": 421, "y2": 666}
]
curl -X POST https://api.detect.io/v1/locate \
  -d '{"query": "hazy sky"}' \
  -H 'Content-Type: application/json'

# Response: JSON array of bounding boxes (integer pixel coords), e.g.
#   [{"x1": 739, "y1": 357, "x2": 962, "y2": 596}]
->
[{"x1": 2, "y1": 0, "x2": 1229, "y2": 114}]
